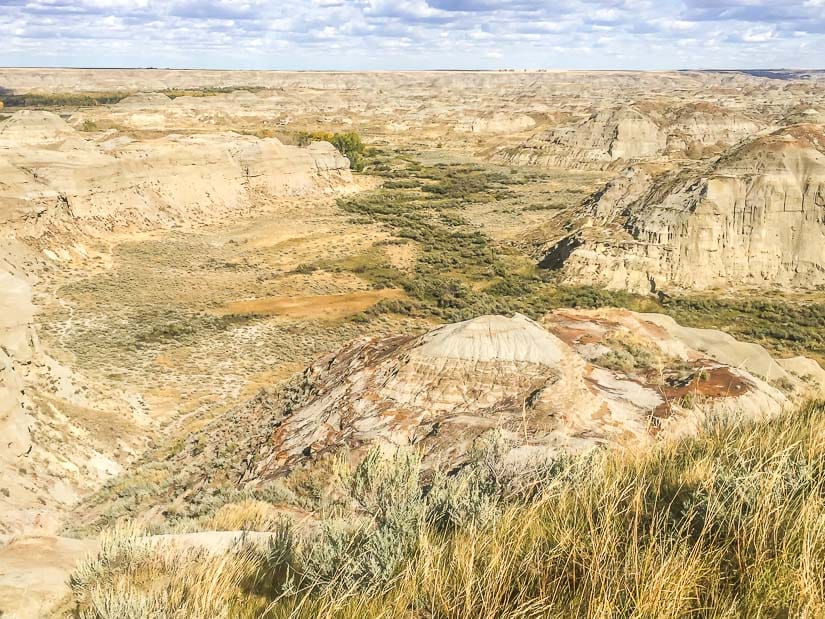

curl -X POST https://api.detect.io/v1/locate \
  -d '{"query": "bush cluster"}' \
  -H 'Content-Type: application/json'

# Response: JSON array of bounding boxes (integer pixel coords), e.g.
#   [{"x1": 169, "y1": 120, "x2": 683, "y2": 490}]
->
[{"x1": 297, "y1": 131, "x2": 366, "y2": 171}]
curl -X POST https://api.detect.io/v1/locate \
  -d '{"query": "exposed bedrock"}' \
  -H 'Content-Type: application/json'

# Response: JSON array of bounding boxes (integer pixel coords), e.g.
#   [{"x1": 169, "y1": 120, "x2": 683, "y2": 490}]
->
[{"x1": 545, "y1": 124, "x2": 825, "y2": 292}]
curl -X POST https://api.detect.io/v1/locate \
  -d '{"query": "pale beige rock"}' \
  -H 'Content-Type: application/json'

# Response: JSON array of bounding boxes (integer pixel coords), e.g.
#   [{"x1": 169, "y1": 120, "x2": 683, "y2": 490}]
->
[
  {"x1": 0, "y1": 265, "x2": 144, "y2": 536},
  {"x1": 503, "y1": 106, "x2": 666, "y2": 169},
  {"x1": 0, "y1": 108, "x2": 354, "y2": 537},
  {"x1": 176, "y1": 310, "x2": 817, "y2": 488},
  {"x1": 502, "y1": 103, "x2": 766, "y2": 170},
  {"x1": 456, "y1": 113, "x2": 536, "y2": 135},
  {"x1": 0, "y1": 111, "x2": 353, "y2": 246},
  {"x1": 547, "y1": 124, "x2": 825, "y2": 291},
  {"x1": 0, "y1": 535, "x2": 98, "y2": 619},
  {"x1": 0, "y1": 111, "x2": 76, "y2": 147}
]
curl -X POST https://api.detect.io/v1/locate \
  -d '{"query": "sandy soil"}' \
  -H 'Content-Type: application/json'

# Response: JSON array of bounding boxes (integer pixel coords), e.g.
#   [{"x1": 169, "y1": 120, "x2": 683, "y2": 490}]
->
[
  {"x1": 216, "y1": 289, "x2": 406, "y2": 320},
  {"x1": 0, "y1": 536, "x2": 98, "y2": 619}
]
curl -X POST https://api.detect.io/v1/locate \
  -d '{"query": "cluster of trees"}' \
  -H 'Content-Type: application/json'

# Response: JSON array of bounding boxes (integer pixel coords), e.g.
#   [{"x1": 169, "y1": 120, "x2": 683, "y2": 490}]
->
[
  {"x1": 297, "y1": 131, "x2": 366, "y2": 171},
  {"x1": 0, "y1": 92, "x2": 125, "y2": 108}
]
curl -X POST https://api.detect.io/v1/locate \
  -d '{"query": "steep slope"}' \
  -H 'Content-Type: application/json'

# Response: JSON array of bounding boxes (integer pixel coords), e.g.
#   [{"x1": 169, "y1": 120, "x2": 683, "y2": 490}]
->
[
  {"x1": 236, "y1": 310, "x2": 811, "y2": 480},
  {"x1": 0, "y1": 256, "x2": 148, "y2": 534},
  {"x1": 0, "y1": 111, "x2": 352, "y2": 248},
  {"x1": 503, "y1": 106, "x2": 667, "y2": 170},
  {"x1": 0, "y1": 110, "x2": 355, "y2": 535},
  {"x1": 455, "y1": 112, "x2": 537, "y2": 135},
  {"x1": 545, "y1": 124, "x2": 825, "y2": 292},
  {"x1": 502, "y1": 103, "x2": 765, "y2": 170},
  {"x1": 73, "y1": 309, "x2": 824, "y2": 533}
]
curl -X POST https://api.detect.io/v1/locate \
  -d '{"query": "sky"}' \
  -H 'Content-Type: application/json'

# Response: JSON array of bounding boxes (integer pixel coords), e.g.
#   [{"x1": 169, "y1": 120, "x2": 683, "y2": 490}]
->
[{"x1": 0, "y1": 0, "x2": 823, "y2": 70}]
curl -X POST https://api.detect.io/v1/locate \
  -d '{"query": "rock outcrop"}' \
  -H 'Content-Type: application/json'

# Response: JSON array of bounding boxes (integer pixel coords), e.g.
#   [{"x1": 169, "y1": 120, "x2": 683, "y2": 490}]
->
[
  {"x1": 456, "y1": 113, "x2": 536, "y2": 135},
  {"x1": 544, "y1": 124, "x2": 825, "y2": 292},
  {"x1": 502, "y1": 104, "x2": 765, "y2": 170},
  {"x1": 0, "y1": 111, "x2": 352, "y2": 248},
  {"x1": 174, "y1": 310, "x2": 818, "y2": 488},
  {"x1": 503, "y1": 106, "x2": 666, "y2": 169},
  {"x1": 0, "y1": 110, "x2": 354, "y2": 534},
  {"x1": 0, "y1": 258, "x2": 146, "y2": 534},
  {"x1": 0, "y1": 269, "x2": 38, "y2": 508},
  {"x1": 0, "y1": 110, "x2": 77, "y2": 146}
]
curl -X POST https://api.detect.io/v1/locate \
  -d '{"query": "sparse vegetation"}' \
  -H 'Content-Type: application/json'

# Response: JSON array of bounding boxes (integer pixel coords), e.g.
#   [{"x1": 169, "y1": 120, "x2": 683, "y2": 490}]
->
[
  {"x1": 0, "y1": 91, "x2": 128, "y2": 108},
  {"x1": 595, "y1": 330, "x2": 660, "y2": 374},
  {"x1": 327, "y1": 154, "x2": 550, "y2": 321},
  {"x1": 161, "y1": 86, "x2": 266, "y2": 98},
  {"x1": 6, "y1": 71, "x2": 825, "y2": 619},
  {"x1": 297, "y1": 130, "x2": 367, "y2": 170},
  {"x1": 70, "y1": 401, "x2": 825, "y2": 618},
  {"x1": 250, "y1": 150, "x2": 825, "y2": 364},
  {"x1": 659, "y1": 295, "x2": 825, "y2": 363},
  {"x1": 0, "y1": 87, "x2": 267, "y2": 109}
]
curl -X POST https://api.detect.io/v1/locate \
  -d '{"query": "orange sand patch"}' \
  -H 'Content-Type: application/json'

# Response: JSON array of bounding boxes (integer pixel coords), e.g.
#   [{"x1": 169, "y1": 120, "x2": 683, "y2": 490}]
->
[{"x1": 216, "y1": 289, "x2": 406, "y2": 320}]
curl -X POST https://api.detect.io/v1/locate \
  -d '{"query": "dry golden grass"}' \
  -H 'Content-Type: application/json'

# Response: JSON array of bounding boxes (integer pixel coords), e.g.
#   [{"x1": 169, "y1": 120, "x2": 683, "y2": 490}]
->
[
  {"x1": 205, "y1": 500, "x2": 282, "y2": 532},
  {"x1": 69, "y1": 402, "x2": 825, "y2": 618}
]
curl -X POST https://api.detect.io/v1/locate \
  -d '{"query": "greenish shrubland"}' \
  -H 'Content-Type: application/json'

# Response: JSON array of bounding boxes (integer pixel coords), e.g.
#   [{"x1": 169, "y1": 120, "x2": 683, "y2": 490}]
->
[{"x1": 317, "y1": 151, "x2": 825, "y2": 362}]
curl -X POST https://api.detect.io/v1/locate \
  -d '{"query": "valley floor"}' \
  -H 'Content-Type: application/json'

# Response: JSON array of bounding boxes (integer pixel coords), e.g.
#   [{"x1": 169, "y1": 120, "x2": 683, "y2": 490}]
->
[{"x1": 4, "y1": 146, "x2": 825, "y2": 617}]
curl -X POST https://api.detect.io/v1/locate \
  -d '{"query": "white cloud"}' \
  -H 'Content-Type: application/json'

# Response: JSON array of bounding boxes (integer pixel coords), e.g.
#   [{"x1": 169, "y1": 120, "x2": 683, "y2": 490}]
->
[
  {"x1": 741, "y1": 28, "x2": 775, "y2": 42},
  {"x1": 0, "y1": 0, "x2": 822, "y2": 69}
]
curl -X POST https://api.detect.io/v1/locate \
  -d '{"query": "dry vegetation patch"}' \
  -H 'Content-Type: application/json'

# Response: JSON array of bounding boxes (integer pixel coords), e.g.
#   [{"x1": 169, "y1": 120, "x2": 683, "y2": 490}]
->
[
  {"x1": 68, "y1": 401, "x2": 825, "y2": 619},
  {"x1": 216, "y1": 289, "x2": 407, "y2": 320}
]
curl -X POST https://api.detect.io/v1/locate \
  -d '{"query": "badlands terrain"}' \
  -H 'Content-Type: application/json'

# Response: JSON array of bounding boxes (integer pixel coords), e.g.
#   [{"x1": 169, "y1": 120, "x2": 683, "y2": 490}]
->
[{"x1": 0, "y1": 69, "x2": 824, "y2": 617}]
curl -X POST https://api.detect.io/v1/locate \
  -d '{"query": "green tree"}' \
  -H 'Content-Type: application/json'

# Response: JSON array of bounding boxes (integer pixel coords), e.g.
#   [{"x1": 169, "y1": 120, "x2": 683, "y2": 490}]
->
[{"x1": 298, "y1": 130, "x2": 366, "y2": 171}]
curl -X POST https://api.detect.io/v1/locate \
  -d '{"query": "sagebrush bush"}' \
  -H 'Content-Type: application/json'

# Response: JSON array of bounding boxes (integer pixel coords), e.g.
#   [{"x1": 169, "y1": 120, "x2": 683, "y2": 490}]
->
[{"x1": 71, "y1": 401, "x2": 825, "y2": 618}]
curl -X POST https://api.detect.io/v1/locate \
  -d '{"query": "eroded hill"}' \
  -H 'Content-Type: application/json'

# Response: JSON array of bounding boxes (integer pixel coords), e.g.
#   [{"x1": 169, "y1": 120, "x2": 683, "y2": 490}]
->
[
  {"x1": 1, "y1": 69, "x2": 825, "y2": 617},
  {"x1": 545, "y1": 123, "x2": 825, "y2": 292}
]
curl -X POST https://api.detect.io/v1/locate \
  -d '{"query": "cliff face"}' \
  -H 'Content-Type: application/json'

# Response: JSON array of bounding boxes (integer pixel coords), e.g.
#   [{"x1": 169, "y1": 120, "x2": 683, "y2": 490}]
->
[
  {"x1": 502, "y1": 104, "x2": 765, "y2": 171},
  {"x1": 0, "y1": 111, "x2": 352, "y2": 245},
  {"x1": 547, "y1": 124, "x2": 825, "y2": 292},
  {"x1": 0, "y1": 269, "x2": 38, "y2": 504},
  {"x1": 503, "y1": 107, "x2": 667, "y2": 170},
  {"x1": 0, "y1": 248, "x2": 152, "y2": 535}
]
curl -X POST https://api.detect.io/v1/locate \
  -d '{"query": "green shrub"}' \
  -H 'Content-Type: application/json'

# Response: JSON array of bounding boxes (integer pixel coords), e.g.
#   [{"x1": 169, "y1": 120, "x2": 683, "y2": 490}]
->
[{"x1": 297, "y1": 130, "x2": 366, "y2": 171}]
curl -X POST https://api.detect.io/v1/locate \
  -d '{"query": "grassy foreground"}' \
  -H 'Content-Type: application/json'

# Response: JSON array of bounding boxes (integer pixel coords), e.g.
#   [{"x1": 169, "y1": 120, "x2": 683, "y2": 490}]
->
[{"x1": 68, "y1": 401, "x2": 825, "y2": 618}]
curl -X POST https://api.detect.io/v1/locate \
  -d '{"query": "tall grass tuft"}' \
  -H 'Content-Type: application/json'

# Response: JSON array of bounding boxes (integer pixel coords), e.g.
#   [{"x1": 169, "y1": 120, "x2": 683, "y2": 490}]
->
[{"x1": 70, "y1": 401, "x2": 825, "y2": 618}]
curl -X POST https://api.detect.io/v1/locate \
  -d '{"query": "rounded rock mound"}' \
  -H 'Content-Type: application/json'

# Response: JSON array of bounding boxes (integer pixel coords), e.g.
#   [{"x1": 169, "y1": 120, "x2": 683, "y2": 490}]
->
[
  {"x1": 170, "y1": 310, "x2": 820, "y2": 487},
  {"x1": 414, "y1": 314, "x2": 565, "y2": 365},
  {"x1": 0, "y1": 110, "x2": 76, "y2": 146}
]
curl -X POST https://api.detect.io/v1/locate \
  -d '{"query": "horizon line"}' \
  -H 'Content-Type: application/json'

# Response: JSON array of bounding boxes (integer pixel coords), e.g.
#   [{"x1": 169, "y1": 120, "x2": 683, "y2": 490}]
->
[{"x1": 2, "y1": 66, "x2": 824, "y2": 73}]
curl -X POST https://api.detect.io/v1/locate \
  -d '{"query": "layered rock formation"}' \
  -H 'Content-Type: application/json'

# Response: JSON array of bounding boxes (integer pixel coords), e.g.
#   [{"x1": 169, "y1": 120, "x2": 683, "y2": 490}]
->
[
  {"x1": 545, "y1": 123, "x2": 825, "y2": 292},
  {"x1": 504, "y1": 107, "x2": 667, "y2": 169},
  {"x1": 456, "y1": 113, "x2": 536, "y2": 135},
  {"x1": 0, "y1": 255, "x2": 146, "y2": 534},
  {"x1": 502, "y1": 104, "x2": 765, "y2": 170},
  {"x1": 5, "y1": 69, "x2": 810, "y2": 158},
  {"x1": 172, "y1": 310, "x2": 819, "y2": 488},
  {"x1": 0, "y1": 110, "x2": 354, "y2": 534},
  {"x1": 0, "y1": 269, "x2": 38, "y2": 509},
  {"x1": 0, "y1": 111, "x2": 352, "y2": 249}
]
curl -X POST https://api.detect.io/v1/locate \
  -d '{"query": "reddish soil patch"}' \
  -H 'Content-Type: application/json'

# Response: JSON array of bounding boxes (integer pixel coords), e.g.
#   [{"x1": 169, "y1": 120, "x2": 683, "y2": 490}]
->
[
  {"x1": 654, "y1": 365, "x2": 752, "y2": 418},
  {"x1": 215, "y1": 289, "x2": 406, "y2": 320}
]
